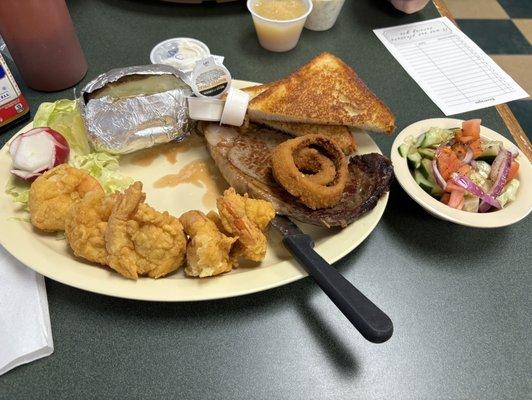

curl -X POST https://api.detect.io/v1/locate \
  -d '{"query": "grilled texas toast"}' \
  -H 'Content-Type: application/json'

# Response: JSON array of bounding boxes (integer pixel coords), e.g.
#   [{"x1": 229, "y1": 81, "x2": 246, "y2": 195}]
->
[
  {"x1": 246, "y1": 53, "x2": 396, "y2": 134},
  {"x1": 241, "y1": 84, "x2": 357, "y2": 154}
]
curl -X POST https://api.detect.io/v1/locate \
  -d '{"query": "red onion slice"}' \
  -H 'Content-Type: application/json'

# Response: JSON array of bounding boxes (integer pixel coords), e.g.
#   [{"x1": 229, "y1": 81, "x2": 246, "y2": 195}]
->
[
  {"x1": 451, "y1": 173, "x2": 501, "y2": 209},
  {"x1": 478, "y1": 149, "x2": 512, "y2": 212},
  {"x1": 462, "y1": 147, "x2": 474, "y2": 164},
  {"x1": 432, "y1": 158, "x2": 447, "y2": 190}
]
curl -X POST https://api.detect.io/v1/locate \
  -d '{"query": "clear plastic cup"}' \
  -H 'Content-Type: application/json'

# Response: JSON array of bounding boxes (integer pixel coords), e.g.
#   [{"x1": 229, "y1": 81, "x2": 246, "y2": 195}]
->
[{"x1": 247, "y1": 0, "x2": 313, "y2": 52}]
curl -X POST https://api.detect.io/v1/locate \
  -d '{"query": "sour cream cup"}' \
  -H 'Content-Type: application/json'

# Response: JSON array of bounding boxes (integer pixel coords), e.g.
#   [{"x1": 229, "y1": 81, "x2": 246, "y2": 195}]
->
[
  {"x1": 150, "y1": 38, "x2": 210, "y2": 73},
  {"x1": 247, "y1": 0, "x2": 313, "y2": 52},
  {"x1": 305, "y1": 0, "x2": 345, "y2": 31},
  {"x1": 187, "y1": 97, "x2": 225, "y2": 121}
]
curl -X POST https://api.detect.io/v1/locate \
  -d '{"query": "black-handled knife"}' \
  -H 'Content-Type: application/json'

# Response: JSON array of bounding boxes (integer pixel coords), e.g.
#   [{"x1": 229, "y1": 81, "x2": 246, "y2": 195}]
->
[{"x1": 271, "y1": 215, "x2": 393, "y2": 344}]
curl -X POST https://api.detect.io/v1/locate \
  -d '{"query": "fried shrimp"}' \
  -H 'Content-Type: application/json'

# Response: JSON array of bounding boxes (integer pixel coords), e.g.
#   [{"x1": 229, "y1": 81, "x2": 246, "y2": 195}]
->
[
  {"x1": 105, "y1": 182, "x2": 186, "y2": 280},
  {"x1": 180, "y1": 211, "x2": 237, "y2": 278},
  {"x1": 217, "y1": 188, "x2": 275, "y2": 262},
  {"x1": 29, "y1": 164, "x2": 103, "y2": 232},
  {"x1": 65, "y1": 191, "x2": 117, "y2": 265}
]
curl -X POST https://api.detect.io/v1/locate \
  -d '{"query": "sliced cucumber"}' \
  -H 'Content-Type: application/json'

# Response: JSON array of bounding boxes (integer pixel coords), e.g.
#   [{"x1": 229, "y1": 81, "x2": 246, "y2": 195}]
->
[
  {"x1": 414, "y1": 168, "x2": 443, "y2": 197},
  {"x1": 415, "y1": 133, "x2": 426, "y2": 148},
  {"x1": 398, "y1": 143, "x2": 411, "y2": 158},
  {"x1": 418, "y1": 148, "x2": 436, "y2": 159},
  {"x1": 419, "y1": 127, "x2": 454, "y2": 148},
  {"x1": 414, "y1": 169, "x2": 434, "y2": 194},
  {"x1": 407, "y1": 151, "x2": 422, "y2": 169},
  {"x1": 419, "y1": 158, "x2": 433, "y2": 179},
  {"x1": 477, "y1": 141, "x2": 501, "y2": 163}
]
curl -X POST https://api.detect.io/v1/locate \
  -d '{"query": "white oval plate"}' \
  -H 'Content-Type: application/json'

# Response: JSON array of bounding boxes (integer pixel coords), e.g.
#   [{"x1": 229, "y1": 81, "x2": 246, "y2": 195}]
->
[
  {"x1": 0, "y1": 80, "x2": 389, "y2": 302},
  {"x1": 391, "y1": 118, "x2": 532, "y2": 228}
]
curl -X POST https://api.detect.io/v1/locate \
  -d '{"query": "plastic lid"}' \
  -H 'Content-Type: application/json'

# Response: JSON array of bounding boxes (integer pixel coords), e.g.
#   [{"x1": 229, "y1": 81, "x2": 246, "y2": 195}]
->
[
  {"x1": 190, "y1": 56, "x2": 232, "y2": 98},
  {"x1": 150, "y1": 38, "x2": 211, "y2": 73}
]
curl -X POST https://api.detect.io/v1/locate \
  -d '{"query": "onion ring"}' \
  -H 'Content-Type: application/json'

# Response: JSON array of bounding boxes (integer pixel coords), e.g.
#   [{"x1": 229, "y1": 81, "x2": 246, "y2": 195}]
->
[
  {"x1": 294, "y1": 148, "x2": 336, "y2": 186},
  {"x1": 271, "y1": 134, "x2": 348, "y2": 209}
]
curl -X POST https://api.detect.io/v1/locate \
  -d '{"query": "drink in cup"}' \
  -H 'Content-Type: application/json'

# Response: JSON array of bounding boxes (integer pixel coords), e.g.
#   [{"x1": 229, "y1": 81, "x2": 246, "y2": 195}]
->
[
  {"x1": 247, "y1": 0, "x2": 313, "y2": 52},
  {"x1": 0, "y1": 0, "x2": 88, "y2": 92}
]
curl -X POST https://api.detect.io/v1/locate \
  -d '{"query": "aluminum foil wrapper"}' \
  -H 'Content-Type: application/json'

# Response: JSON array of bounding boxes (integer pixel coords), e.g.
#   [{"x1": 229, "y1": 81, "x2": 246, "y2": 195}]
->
[{"x1": 79, "y1": 65, "x2": 193, "y2": 154}]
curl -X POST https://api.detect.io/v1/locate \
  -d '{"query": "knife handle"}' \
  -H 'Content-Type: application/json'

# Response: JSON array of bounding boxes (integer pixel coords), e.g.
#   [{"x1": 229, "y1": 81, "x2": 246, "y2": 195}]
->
[{"x1": 283, "y1": 234, "x2": 393, "y2": 344}]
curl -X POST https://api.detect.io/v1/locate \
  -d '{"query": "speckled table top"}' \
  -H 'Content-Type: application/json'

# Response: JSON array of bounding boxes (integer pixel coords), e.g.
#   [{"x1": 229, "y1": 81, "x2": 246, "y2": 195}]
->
[{"x1": 0, "y1": 1, "x2": 530, "y2": 399}]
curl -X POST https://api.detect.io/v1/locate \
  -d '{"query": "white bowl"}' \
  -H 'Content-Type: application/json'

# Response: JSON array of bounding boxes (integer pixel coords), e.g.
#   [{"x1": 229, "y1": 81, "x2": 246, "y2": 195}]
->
[{"x1": 391, "y1": 118, "x2": 532, "y2": 228}]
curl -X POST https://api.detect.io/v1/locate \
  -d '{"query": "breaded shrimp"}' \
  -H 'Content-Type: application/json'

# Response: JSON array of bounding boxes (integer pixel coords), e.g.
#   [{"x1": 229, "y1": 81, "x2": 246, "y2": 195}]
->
[
  {"x1": 65, "y1": 191, "x2": 116, "y2": 265},
  {"x1": 29, "y1": 164, "x2": 103, "y2": 232},
  {"x1": 180, "y1": 210, "x2": 237, "y2": 278},
  {"x1": 105, "y1": 182, "x2": 186, "y2": 280},
  {"x1": 216, "y1": 188, "x2": 275, "y2": 262}
]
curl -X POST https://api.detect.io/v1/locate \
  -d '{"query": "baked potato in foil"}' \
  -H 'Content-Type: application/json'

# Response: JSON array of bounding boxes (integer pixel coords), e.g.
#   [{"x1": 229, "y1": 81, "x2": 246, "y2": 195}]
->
[{"x1": 79, "y1": 65, "x2": 193, "y2": 154}]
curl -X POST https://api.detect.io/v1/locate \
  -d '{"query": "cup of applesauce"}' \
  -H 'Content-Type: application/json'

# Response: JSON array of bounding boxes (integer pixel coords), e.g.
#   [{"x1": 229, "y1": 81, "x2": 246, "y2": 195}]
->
[{"x1": 247, "y1": 0, "x2": 313, "y2": 52}]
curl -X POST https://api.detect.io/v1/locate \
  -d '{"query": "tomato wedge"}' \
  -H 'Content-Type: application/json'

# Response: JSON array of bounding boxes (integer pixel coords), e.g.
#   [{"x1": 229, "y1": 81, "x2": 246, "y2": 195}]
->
[
  {"x1": 436, "y1": 147, "x2": 462, "y2": 181},
  {"x1": 508, "y1": 160, "x2": 520, "y2": 181},
  {"x1": 462, "y1": 119, "x2": 481, "y2": 139}
]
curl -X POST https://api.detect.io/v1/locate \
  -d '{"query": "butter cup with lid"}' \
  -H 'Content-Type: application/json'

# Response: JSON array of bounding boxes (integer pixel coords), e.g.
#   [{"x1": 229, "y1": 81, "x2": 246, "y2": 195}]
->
[
  {"x1": 247, "y1": 0, "x2": 313, "y2": 52},
  {"x1": 150, "y1": 38, "x2": 210, "y2": 73}
]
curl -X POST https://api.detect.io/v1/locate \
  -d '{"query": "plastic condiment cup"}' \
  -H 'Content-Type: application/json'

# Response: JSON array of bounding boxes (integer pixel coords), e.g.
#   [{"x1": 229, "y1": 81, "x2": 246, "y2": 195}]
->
[
  {"x1": 220, "y1": 87, "x2": 250, "y2": 127},
  {"x1": 187, "y1": 97, "x2": 225, "y2": 121},
  {"x1": 305, "y1": 0, "x2": 345, "y2": 31},
  {"x1": 150, "y1": 38, "x2": 210, "y2": 73},
  {"x1": 247, "y1": 0, "x2": 313, "y2": 52}
]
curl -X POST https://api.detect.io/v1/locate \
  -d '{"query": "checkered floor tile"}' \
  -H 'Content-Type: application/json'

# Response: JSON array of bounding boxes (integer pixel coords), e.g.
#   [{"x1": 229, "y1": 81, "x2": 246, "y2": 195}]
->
[{"x1": 443, "y1": 0, "x2": 531, "y2": 137}]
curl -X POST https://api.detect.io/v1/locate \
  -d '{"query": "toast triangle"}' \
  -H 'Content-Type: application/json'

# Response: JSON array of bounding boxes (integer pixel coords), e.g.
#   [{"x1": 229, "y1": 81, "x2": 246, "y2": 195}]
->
[{"x1": 247, "y1": 53, "x2": 395, "y2": 134}]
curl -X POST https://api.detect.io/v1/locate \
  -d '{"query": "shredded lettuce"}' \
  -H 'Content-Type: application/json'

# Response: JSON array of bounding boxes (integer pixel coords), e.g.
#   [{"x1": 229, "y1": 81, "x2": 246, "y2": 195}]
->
[
  {"x1": 70, "y1": 152, "x2": 133, "y2": 193},
  {"x1": 497, "y1": 179, "x2": 520, "y2": 208},
  {"x1": 33, "y1": 99, "x2": 91, "y2": 155},
  {"x1": 5, "y1": 178, "x2": 30, "y2": 212}
]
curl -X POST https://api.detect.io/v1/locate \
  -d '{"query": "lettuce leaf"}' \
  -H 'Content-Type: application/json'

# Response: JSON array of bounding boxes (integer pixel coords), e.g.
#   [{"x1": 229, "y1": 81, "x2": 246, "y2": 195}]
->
[
  {"x1": 33, "y1": 99, "x2": 91, "y2": 155},
  {"x1": 70, "y1": 152, "x2": 133, "y2": 193}
]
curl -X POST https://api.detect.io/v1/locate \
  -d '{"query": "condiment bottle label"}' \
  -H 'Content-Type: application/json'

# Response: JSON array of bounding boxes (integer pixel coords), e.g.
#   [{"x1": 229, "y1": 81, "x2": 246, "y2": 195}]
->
[
  {"x1": 190, "y1": 56, "x2": 231, "y2": 98},
  {"x1": 0, "y1": 54, "x2": 29, "y2": 128}
]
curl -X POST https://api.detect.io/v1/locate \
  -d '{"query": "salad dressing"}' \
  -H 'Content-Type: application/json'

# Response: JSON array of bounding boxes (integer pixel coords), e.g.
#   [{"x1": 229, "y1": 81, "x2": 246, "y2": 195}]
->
[
  {"x1": 153, "y1": 159, "x2": 227, "y2": 208},
  {"x1": 130, "y1": 135, "x2": 204, "y2": 167}
]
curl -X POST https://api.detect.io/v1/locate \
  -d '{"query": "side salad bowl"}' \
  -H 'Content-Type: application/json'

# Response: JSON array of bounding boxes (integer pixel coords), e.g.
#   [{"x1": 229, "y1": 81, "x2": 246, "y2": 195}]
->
[{"x1": 391, "y1": 118, "x2": 532, "y2": 228}]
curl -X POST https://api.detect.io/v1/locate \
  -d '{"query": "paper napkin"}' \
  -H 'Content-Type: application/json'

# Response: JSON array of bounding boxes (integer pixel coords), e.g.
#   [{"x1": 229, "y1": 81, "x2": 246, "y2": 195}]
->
[{"x1": 0, "y1": 245, "x2": 53, "y2": 376}]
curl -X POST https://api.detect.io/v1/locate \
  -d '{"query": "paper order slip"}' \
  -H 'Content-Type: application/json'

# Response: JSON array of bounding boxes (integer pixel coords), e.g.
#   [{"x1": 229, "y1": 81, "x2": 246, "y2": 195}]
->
[{"x1": 374, "y1": 17, "x2": 529, "y2": 116}]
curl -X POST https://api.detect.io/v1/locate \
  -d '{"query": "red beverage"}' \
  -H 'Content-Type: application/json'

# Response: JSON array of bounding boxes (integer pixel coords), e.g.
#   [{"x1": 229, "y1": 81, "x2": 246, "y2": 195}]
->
[{"x1": 0, "y1": 0, "x2": 88, "y2": 92}]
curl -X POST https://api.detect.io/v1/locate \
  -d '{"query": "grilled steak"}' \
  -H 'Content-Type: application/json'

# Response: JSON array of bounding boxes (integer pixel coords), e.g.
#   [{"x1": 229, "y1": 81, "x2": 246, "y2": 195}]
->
[{"x1": 201, "y1": 123, "x2": 393, "y2": 228}]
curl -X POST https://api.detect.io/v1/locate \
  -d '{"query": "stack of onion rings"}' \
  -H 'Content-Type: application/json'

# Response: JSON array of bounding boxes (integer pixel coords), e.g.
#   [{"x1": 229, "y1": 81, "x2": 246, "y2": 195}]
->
[{"x1": 271, "y1": 134, "x2": 348, "y2": 209}]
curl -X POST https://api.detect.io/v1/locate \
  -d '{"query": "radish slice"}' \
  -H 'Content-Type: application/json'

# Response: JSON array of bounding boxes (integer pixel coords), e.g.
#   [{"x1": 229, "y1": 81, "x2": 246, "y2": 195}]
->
[{"x1": 9, "y1": 127, "x2": 70, "y2": 182}]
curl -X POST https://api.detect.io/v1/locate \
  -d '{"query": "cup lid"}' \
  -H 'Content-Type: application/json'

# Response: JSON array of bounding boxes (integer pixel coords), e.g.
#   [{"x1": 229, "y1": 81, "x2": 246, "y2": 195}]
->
[{"x1": 150, "y1": 38, "x2": 211, "y2": 73}]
